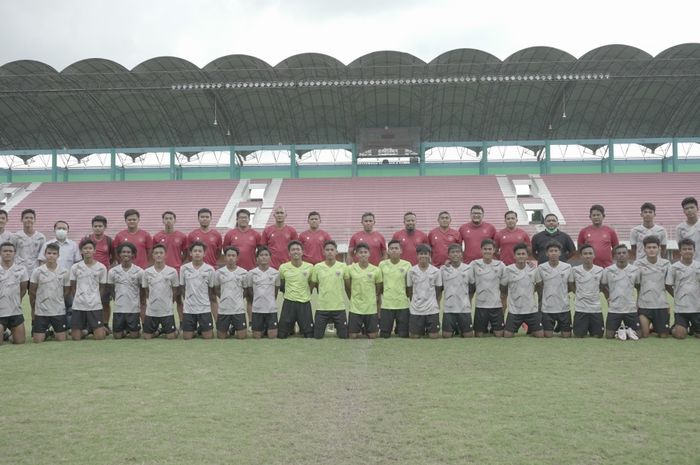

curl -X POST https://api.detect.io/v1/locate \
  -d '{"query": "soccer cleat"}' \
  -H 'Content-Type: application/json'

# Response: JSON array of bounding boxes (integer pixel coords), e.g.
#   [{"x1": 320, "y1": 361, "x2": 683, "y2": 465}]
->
[
  {"x1": 616, "y1": 327, "x2": 627, "y2": 340},
  {"x1": 626, "y1": 327, "x2": 639, "y2": 340},
  {"x1": 3, "y1": 329, "x2": 10, "y2": 341},
  {"x1": 327, "y1": 323, "x2": 336, "y2": 332}
]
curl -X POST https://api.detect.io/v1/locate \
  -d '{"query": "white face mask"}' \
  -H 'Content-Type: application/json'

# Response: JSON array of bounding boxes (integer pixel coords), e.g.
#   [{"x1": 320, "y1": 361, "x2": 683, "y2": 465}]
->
[{"x1": 55, "y1": 229, "x2": 68, "y2": 241}]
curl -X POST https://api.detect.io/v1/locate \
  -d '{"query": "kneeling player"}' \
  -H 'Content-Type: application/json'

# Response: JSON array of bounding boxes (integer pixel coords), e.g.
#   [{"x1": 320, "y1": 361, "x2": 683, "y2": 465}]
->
[
  {"x1": 245, "y1": 246, "x2": 280, "y2": 339},
  {"x1": 344, "y1": 243, "x2": 382, "y2": 338},
  {"x1": 665, "y1": 238, "x2": 700, "y2": 339},
  {"x1": 535, "y1": 241, "x2": 572, "y2": 338},
  {"x1": 500, "y1": 243, "x2": 543, "y2": 338},
  {"x1": 30, "y1": 243, "x2": 70, "y2": 343},
  {"x1": 108, "y1": 242, "x2": 145, "y2": 339},
  {"x1": 70, "y1": 239, "x2": 108, "y2": 341},
  {"x1": 569, "y1": 244, "x2": 605, "y2": 338},
  {"x1": 0, "y1": 242, "x2": 28, "y2": 345},
  {"x1": 215, "y1": 246, "x2": 249, "y2": 339},
  {"x1": 601, "y1": 245, "x2": 640, "y2": 340},
  {"x1": 407, "y1": 245, "x2": 442, "y2": 338},
  {"x1": 441, "y1": 244, "x2": 473, "y2": 337},
  {"x1": 180, "y1": 241, "x2": 217, "y2": 339},
  {"x1": 378, "y1": 240, "x2": 411, "y2": 338},
  {"x1": 311, "y1": 241, "x2": 348, "y2": 339},
  {"x1": 469, "y1": 239, "x2": 506, "y2": 337},
  {"x1": 635, "y1": 236, "x2": 670, "y2": 338},
  {"x1": 142, "y1": 244, "x2": 180, "y2": 339}
]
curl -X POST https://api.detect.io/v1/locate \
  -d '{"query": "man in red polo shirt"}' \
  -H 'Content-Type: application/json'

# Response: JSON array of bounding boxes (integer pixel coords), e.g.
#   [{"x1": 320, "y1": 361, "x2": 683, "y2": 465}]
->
[
  {"x1": 577, "y1": 204, "x2": 619, "y2": 268},
  {"x1": 391, "y1": 211, "x2": 429, "y2": 265},
  {"x1": 262, "y1": 206, "x2": 298, "y2": 269},
  {"x1": 153, "y1": 211, "x2": 188, "y2": 273},
  {"x1": 223, "y1": 208, "x2": 261, "y2": 271},
  {"x1": 495, "y1": 210, "x2": 531, "y2": 265},
  {"x1": 428, "y1": 211, "x2": 462, "y2": 267},
  {"x1": 113, "y1": 209, "x2": 153, "y2": 270},
  {"x1": 459, "y1": 205, "x2": 496, "y2": 263},
  {"x1": 187, "y1": 208, "x2": 222, "y2": 268},
  {"x1": 347, "y1": 212, "x2": 386, "y2": 266},
  {"x1": 299, "y1": 211, "x2": 332, "y2": 265}
]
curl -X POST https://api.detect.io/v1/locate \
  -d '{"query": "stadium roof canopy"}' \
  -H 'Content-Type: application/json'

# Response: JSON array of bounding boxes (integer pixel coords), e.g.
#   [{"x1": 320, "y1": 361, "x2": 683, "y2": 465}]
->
[{"x1": 0, "y1": 44, "x2": 699, "y2": 157}]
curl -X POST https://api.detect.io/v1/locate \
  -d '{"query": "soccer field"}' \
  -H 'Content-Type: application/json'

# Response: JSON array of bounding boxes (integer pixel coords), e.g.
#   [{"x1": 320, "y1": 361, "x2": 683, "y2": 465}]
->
[{"x1": 1, "y1": 334, "x2": 698, "y2": 465}]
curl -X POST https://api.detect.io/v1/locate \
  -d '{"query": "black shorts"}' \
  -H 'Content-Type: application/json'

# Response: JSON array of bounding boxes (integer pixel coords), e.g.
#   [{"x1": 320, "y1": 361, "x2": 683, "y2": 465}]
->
[
  {"x1": 673, "y1": 313, "x2": 700, "y2": 331},
  {"x1": 71, "y1": 310, "x2": 103, "y2": 331},
  {"x1": 348, "y1": 313, "x2": 379, "y2": 335},
  {"x1": 33, "y1": 315, "x2": 67, "y2": 333},
  {"x1": 573, "y1": 312, "x2": 604, "y2": 337},
  {"x1": 251, "y1": 312, "x2": 278, "y2": 333},
  {"x1": 541, "y1": 311, "x2": 572, "y2": 332},
  {"x1": 505, "y1": 312, "x2": 542, "y2": 333},
  {"x1": 0, "y1": 314, "x2": 24, "y2": 330},
  {"x1": 143, "y1": 315, "x2": 177, "y2": 335},
  {"x1": 314, "y1": 310, "x2": 348, "y2": 339},
  {"x1": 638, "y1": 308, "x2": 670, "y2": 334},
  {"x1": 605, "y1": 313, "x2": 640, "y2": 332},
  {"x1": 379, "y1": 308, "x2": 409, "y2": 338},
  {"x1": 113, "y1": 313, "x2": 141, "y2": 333},
  {"x1": 217, "y1": 314, "x2": 247, "y2": 332},
  {"x1": 409, "y1": 313, "x2": 440, "y2": 336},
  {"x1": 181, "y1": 313, "x2": 214, "y2": 333},
  {"x1": 278, "y1": 300, "x2": 313, "y2": 338},
  {"x1": 442, "y1": 313, "x2": 473, "y2": 335},
  {"x1": 474, "y1": 307, "x2": 504, "y2": 333}
]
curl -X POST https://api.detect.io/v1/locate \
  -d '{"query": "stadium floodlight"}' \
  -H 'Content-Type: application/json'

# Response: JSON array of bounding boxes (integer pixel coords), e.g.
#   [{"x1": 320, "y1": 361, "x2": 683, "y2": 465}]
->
[
  {"x1": 458, "y1": 76, "x2": 466, "y2": 82},
  {"x1": 410, "y1": 78, "x2": 417, "y2": 84},
  {"x1": 604, "y1": 73, "x2": 610, "y2": 79},
  {"x1": 547, "y1": 75, "x2": 553, "y2": 80},
  {"x1": 416, "y1": 78, "x2": 424, "y2": 84}
]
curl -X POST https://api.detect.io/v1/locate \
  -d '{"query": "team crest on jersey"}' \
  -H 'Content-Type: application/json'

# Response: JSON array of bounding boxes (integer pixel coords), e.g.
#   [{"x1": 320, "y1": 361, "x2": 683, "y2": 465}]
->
[
  {"x1": 335, "y1": 271, "x2": 341, "y2": 277},
  {"x1": 302, "y1": 271, "x2": 308, "y2": 277}
]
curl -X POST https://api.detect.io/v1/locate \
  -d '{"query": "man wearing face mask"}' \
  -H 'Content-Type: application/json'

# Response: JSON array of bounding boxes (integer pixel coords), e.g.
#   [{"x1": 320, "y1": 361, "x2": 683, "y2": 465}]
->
[{"x1": 531, "y1": 213, "x2": 576, "y2": 264}]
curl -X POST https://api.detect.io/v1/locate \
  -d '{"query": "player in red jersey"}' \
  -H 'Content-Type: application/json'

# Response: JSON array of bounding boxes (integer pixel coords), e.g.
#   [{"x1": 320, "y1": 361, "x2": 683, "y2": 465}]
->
[
  {"x1": 153, "y1": 211, "x2": 188, "y2": 320},
  {"x1": 347, "y1": 212, "x2": 387, "y2": 266},
  {"x1": 458, "y1": 205, "x2": 496, "y2": 263},
  {"x1": 299, "y1": 211, "x2": 332, "y2": 265},
  {"x1": 87, "y1": 215, "x2": 114, "y2": 330},
  {"x1": 113, "y1": 209, "x2": 153, "y2": 271},
  {"x1": 577, "y1": 204, "x2": 619, "y2": 268},
  {"x1": 187, "y1": 208, "x2": 222, "y2": 268},
  {"x1": 262, "y1": 206, "x2": 298, "y2": 270},
  {"x1": 223, "y1": 209, "x2": 261, "y2": 271},
  {"x1": 428, "y1": 211, "x2": 462, "y2": 267},
  {"x1": 495, "y1": 211, "x2": 531, "y2": 265},
  {"x1": 391, "y1": 211, "x2": 429, "y2": 265}
]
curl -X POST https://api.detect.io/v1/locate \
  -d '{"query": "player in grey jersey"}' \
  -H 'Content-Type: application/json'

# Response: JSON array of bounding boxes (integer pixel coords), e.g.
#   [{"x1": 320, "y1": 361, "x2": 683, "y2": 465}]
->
[
  {"x1": 13, "y1": 208, "x2": 45, "y2": 279},
  {"x1": 665, "y1": 238, "x2": 700, "y2": 339},
  {"x1": 634, "y1": 235, "x2": 670, "y2": 338},
  {"x1": 630, "y1": 202, "x2": 667, "y2": 260},
  {"x1": 142, "y1": 244, "x2": 180, "y2": 339},
  {"x1": 676, "y1": 197, "x2": 700, "y2": 261}
]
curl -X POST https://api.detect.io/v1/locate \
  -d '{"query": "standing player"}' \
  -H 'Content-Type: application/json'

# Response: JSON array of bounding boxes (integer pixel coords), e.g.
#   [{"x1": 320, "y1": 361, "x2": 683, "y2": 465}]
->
[
  {"x1": 665, "y1": 238, "x2": 700, "y2": 339},
  {"x1": 500, "y1": 243, "x2": 544, "y2": 338},
  {"x1": 13, "y1": 208, "x2": 45, "y2": 279},
  {"x1": 0, "y1": 242, "x2": 28, "y2": 345},
  {"x1": 459, "y1": 205, "x2": 496, "y2": 264},
  {"x1": 630, "y1": 202, "x2": 667, "y2": 260},
  {"x1": 601, "y1": 245, "x2": 641, "y2": 340},
  {"x1": 311, "y1": 240, "x2": 348, "y2": 339},
  {"x1": 188, "y1": 208, "x2": 222, "y2": 268},
  {"x1": 344, "y1": 243, "x2": 382, "y2": 338},
  {"x1": 0, "y1": 209, "x2": 13, "y2": 244},
  {"x1": 87, "y1": 215, "x2": 114, "y2": 330},
  {"x1": 141, "y1": 243, "x2": 180, "y2": 340},
  {"x1": 215, "y1": 246, "x2": 249, "y2": 339},
  {"x1": 30, "y1": 243, "x2": 70, "y2": 343},
  {"x1": 531, "y1": 214, "x2": 576, "y2": 264},
  {"x1": 347, "y1": 212, "x2": 386, "y2": 266},
  {"x1": 441, "y1": 244, "x2": 473, "y2": 338},
  {"x1": 635, "y1": 236, "x2": 670, "y2": 338},
  {"x1": 535, "y1": 241, "x2": 572, "y2": 338},
  {"x1": 299, "y1": 211, "x2": 332, "y2": 265},
  {"x1": 428, "y1": 211, "x2": 461, "y2": 267},
  {"x1": 245, "y1": 246, "x2": 280, "y2": 339},
  {"x1": 107, "y1": 243, "x2": 145, "y2": 339},
  {"x1": 577, "y1": 204, "x2": 619, "y2": 268},
  {"x1": 676, "y1": 197, "x2": 700, "y2": 261},
  {"x1": 378, "y1": 239, "x2": 412, "y2": 338},
  {"x1": 391, "y1": 212, "x2": 429, "y2": 265},
  {"x1": 262, "y1": 206, "x2": 298, "y2": 270},
  {"x1": 69, "y1": 239, "x2": 108, "y2": 341},
  {"x1": 568, "y1": 244, "x2": 605, "y2": 338},
  {"x1": 406, "y1": 244, "x2": 442, "y2": 339},
  {"x1": 180, "y1": 241, "x2": 217, "y2": 340},
  {"x1": 468, "y1": 239, "x2": 506, "y2": 337},
  {"x1": 495, "y1": 211, "x2": 531, "y2": 265},
  {"x1": 223, "y1": 209, "x2": 262, "y2": 271},
  {"x1": 278, "y1": 241, "x2": 314, "y2": 338},
  {"x1": 114, "y1": 209, "x2": 153, "y2": 270}
]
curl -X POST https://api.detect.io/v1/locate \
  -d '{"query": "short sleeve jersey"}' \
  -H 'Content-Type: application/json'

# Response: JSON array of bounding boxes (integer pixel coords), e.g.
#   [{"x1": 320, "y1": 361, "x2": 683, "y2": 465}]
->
[
  {"x1": 311, "y1": 261, "x2": 347, "y2": 311},
  {"x1": 31, "y1": 265, "x2": 70, "y2": 316},
  {"x1": 458, "y1": 222, "x2": 496, "y2": 263},
  {"x1": 278, "y1": 261, "x2": 313, "y2": 303},
  {"x1": 0, "y1": 230, "x2": 13, "y2": 244},
  {"x1": 428, "y1": 227, "x2": 462, "y2": 267},
  {"x1": 665, "y1": 260, "x2": 700, "y2": 313},
  {"x1": 601, "y1": 264, "x2": 639, "y2": 314},
  {"x1": 344, "y1": 263, "x2": 382, "y2": 315},
  {"x1": 223, "y1": 228, "x2": 262, "y2": 271},
  {"x1": 675, "y1": 221, "x2": 700, "y2": 261},
  {"x1": 88, "y1": 234, "x2": 112, "y2": 269},
  {"x1": 378, "y1": 259, "x2": 411, "y2": 310},
  {"x1": 187, "y1": 229, "x2": 223, "y2": 268},
  {"x1": 569, "y1": 265, "x2": 604, "y2": 313},
  {"x1": 500, "y1": 263, "x2": 538, "y2": 315},
  {"x1": 216, "y1": 266, "x2": 248, "y2": 315},
  {"x1": 495, "y1": 228, "x2": 531, "y2": 265},
  {"x1": 349, "y1": 231, "x2": 387, "y2": 266},
  {"x1": 13, "y1": 230, "x2": 46, "y2": 277},
  {"x1": 262, "y1": 225, "x2": 298, "y2": 269},
  {"x1": 531, "y1": 230, "x2": 576, "y2": 264},
  {"x1": 630, "y1": 224, "x2": 668, "y2": 260},
  {"x1": 142, "y1": 265, "x2": 179, "y2": 317},
  {"x1": 245, "y1": 267, "x2": 280, "y2": 314},
  {"x1": 468, "y1": 259, "x2": 506, "y2": 308},
  {"x1": 441, "y1": 263, "x2": 471, "y2": 314},
  {"x1": 300, "y1": 229, "x2": 333, "y2": 265},
  {"x1": 180, "y1": 262, "x2": 216, "y2": 314},
  {"x1": 634, "y1": 257, "x2": 670, "y2": 309},
  {"x1": 153, "y1": 230, "x2": 188, "y2": 271},
  {"x1": 108, "y1": 264, "x2": 144, "y2": 314},
  {"x1": 70, "y1": 261, "x2": 107, "y2": 311},
  {"x1": 577, "y1": 225, "x2": 619, "y2": 268},
  {"x1": 113, "y1": 229, "x2": 153, "y2": 269},
  {"x1": 0, "y1": 263, "x2": 28, "y2": 317},
  {"x1": 535, "y1": 262, "x2": 572, "y2": 313},
  {"x1": 406, "y1": 264, "x2": 442, "y2": 315},
  {"x1": 391, "y1": 229, "x2": 429, "y2": 265}
]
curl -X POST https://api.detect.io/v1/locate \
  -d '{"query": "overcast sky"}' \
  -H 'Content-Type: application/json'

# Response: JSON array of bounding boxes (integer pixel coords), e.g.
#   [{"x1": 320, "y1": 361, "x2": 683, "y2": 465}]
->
[{"x1": 1, "y1": 0, "x2": 697, "y2": 70}]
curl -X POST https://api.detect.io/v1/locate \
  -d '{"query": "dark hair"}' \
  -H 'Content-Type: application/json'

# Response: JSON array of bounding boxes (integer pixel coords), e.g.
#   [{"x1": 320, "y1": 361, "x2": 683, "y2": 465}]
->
[
  {"x1": 256, "y1": 245, "x2": 270, "y2": 257},
  {"x1": 579, "y1": 243, "x2": 594, "y2": 254},
  {"x1": 678, "y1": 238, "x2": 696, "y2": 249},
  {"x1": 354, "y1": 242, "x2": 370, "y2": 252},
  {"x1": 470, "y1": 205, "x2": 484, "y2": 213},
  {"x1": 437, "y1": 211, "x2": 450, "y2": 218},
  {"x1": 152, "y1": 243, "x2": 167, "y2": 253},
  {"x1": 124, "y1": 209, "x2": 140, "y2": 219},
  {"x1": 504, "y1": 210, "x2": 518, "y2": 219},
  {"x1": 640, "y1": 202, "x2": 656, "y2": 213},
  {"x1": 79, "y1": 238, "x2": 96, "y2": 249},
  {"x1": 197, "y1": 208, "x2": 212, "y2": 217},
  {"x1": 224, "y1": 245, "x2": 240, "y2": 255},
  {"x1": 323, "y1": 240, "x2": 337, "y2": 249},
  {"x1": 45, "y1": 243, "x2": 60, "y2": 253},
  {"x1": 642, "y1": 235, "x2": 660, "y2": 247},
  {"x1": 117, "y1": 242, "x2": 137, "y2": 256},
  {"x1": 416, "y1": 244, "x2": 432, "y2": 255},
  {"x1": 162, "y1": 211, "x2": 176, "y2": 219},
  {"x1": 447, "y1": 243, "x2": 462, "y2": 253},
  {"x1": 91, "y1": 215, "x2": 107, "y2": 227},
  {"x1": 236, "y1": 208, "x2": 251, "y2": 218},
  {"x1": 613, "y1": 244, "x2": 628, "y2": 253},
  {"x1": 189, "y1": 240, "x2": 207, "y2": 252},
  {"x1": 513, "y1": 242, "x2": 528, "y2": 254},
  {"x1": 361, "y1": 212, "x2": 375, "y2": 221},
  {"x1": 21, "y1": 208, "x2": 36, "y2": 219},
  {"x1": 53, "y1": 220, "x2": 69, "y2": 230},
  {"x1": 545, "y1": 241, "x2": 561, "y2": 251},
  {"x1": 681, "y1": 197, "x2": 697, "y2": 208},
  {"x1": 403, "y1": 211, "x2": 416, "y2": 219},
  {"x1": 0, "y1": 209, "x2": 7, "y2": 219},
  {"x1": 589, "y1": 204, "x2": 605, "y2": 216},
  {"x1": 307, "y1": 211, "x2": 321, "y2": 219},
  {"x1": 480, "y1": 238, "x2": 495, "y2": 248},
  {"x1": 0, "y1": 241, "x2": 15, "y2": 251},
  {"x1": 544, "y1": 213, "x2": 558, "y2": 221},
  {"x1": 287, "y1": 240, "x2": 303, "y2": 251},
  {"x1": 387, "y1": 239, "x2": 401, "y2": 248}
]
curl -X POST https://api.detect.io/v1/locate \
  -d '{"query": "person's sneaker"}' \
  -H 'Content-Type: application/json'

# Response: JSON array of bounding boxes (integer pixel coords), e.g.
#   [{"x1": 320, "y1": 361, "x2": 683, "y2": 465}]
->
[
  {"x1": 626, "y1": 327, "x2": 639, "y2": 340},
  {"x1": 103, "y1": 325, "x2": 112, "y2": 336},
  {"x1": 616, "y1": 327, "x2": 627, "y2": 340},
  {"x1": 2, "y1": 329, "x2": 10, "y2": 341},
  {"x1": 327, "y1": 323, "x2": 336, "y2": 333},
  {"x1": 45, "y1": 329, "x2": 55, "y2": 340}
]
